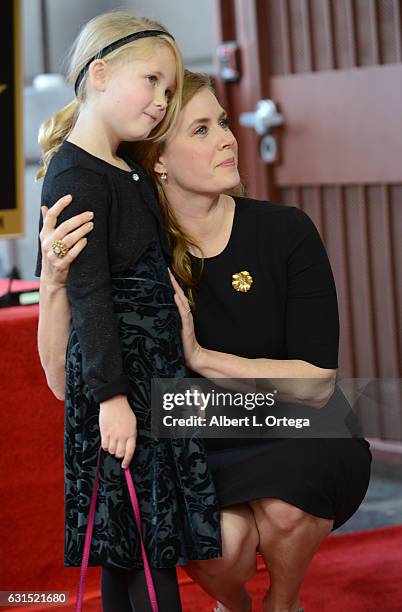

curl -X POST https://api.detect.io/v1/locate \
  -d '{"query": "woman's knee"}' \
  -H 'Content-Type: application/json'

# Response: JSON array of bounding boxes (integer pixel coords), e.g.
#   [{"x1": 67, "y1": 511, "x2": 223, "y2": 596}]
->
[
  {"x1": 186, "y1": 504, "x2": 259, "y2": 579},
  {"x1": 221, "y1": 504, "x2": 259, "y2": 561},
  {"x1": 250, "y1": 498, "x2": 331, "y2": 535}
]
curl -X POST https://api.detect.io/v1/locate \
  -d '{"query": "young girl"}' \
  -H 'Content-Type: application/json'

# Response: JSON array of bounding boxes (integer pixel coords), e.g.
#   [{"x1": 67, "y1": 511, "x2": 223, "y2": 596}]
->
[{"x1": 35, "y1": 13, "x2": 221, "y2": 612}]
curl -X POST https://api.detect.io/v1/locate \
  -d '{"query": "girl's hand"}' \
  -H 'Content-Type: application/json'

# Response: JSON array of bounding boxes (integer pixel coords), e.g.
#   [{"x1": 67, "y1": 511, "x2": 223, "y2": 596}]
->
[
  {"x1": 168, "y1": 269, "x2": 204, "y2": 371},
  {"x1": 40, "y1": 194, "x2": 94, "y2": 288},
  {"x1": 99, "y1": 395, "x2": 137, "y2": 469}
]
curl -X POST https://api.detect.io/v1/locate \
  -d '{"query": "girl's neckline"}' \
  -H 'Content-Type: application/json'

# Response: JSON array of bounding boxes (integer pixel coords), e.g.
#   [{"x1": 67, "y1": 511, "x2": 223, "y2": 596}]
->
[
  {"x1": 64, "y1": 140, "x2": 137, "y2": 175},
  {"x1": 189, "y1": 198, "x2": 237, "y2": 262}
]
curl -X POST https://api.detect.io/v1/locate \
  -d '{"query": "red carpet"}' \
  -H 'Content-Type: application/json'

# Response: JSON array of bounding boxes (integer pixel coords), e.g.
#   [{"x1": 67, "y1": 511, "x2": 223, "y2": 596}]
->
[
  {"x1": 0, "y1": 286, "x2": 400, "y2": 610},
  {"x1": 4, "y1": 526, "x2": 400, "y2": 611},
  {"x1": 180, "y1": 524, "x2": 402, "y2": 610},
  {"x1": 114, "y1": 526, "x2": 402, "y2": 611}
]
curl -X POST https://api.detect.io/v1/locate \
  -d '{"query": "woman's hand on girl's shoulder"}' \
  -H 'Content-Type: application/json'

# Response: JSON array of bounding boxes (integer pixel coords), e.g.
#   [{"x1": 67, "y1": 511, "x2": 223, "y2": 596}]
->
[{"x1": 40, "y1": 194, "x2": 94, "y2": 288}]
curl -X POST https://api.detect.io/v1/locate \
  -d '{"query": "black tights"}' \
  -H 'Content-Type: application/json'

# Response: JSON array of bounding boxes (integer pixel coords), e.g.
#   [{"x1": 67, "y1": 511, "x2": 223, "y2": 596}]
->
[{"x1": 101, "y1": 566, "x2": 182, "y2": 612}]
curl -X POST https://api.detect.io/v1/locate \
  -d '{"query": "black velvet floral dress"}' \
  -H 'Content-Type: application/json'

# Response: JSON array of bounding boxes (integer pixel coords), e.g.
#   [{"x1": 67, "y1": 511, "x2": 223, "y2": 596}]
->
[{"x1": 35, "y1": 141, "x2": 221, "y2": 570}]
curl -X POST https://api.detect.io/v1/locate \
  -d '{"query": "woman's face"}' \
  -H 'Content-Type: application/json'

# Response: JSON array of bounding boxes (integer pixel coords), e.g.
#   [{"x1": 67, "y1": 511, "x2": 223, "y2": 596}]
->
[{"x1": 156, "y1": 88, "x2": 240, "y2": 196}]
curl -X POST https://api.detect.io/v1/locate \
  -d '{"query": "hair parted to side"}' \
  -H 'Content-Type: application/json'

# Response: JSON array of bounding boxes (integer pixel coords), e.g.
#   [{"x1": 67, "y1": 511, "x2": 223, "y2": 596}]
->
[
  {"x1": 36, "y1": 11, "x2": 183, "y2": 180},
  {"x1": 130, "y1": 70, "x2": 244, "y2": 307}
]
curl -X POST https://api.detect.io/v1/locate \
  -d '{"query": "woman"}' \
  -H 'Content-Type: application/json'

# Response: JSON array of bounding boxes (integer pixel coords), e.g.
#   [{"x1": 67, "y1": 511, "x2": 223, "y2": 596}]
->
[
  {"x1": 37, "y1": 71, "x2": 371, "y2": 612},
  {"x1": 35, "y1": 15, "x2": 221, "y2": 612}
]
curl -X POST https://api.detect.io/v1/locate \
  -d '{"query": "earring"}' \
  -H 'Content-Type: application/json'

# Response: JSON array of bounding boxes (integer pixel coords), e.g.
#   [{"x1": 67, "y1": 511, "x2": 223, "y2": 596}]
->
[{"x1": 161, "y1": 172, "x2": 167, "y2": 181}]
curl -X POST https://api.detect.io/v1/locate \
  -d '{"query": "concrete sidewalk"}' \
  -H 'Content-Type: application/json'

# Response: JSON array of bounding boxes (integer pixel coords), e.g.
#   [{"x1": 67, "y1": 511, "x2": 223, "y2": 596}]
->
[{"x1": 336, "y1": 461, "x2": 402, "y2": 533}]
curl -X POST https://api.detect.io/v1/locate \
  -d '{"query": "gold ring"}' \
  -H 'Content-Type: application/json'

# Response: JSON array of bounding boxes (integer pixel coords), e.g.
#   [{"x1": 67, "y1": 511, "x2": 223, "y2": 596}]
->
[{"x1": 52, "y1": 239, "x2": 69, "y2": 258}]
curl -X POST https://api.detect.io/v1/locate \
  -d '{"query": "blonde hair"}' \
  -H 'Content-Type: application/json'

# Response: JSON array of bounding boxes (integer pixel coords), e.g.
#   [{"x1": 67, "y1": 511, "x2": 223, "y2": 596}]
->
[
  {"x1": 131, "y1": 70, "x2": 244, "y2": 306},
  {"x1": 37, "y1": 12, "x2": 183, "y2": 179}
]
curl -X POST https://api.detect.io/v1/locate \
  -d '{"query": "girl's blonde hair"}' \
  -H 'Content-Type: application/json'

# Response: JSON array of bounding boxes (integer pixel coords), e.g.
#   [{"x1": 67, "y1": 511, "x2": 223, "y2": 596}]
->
[
  {"x1": 37, "y1": 12, "x2": 183, "y2": 179},
  {"x1": 131, "y1": 70, "x2": 244, "y2": 306}
]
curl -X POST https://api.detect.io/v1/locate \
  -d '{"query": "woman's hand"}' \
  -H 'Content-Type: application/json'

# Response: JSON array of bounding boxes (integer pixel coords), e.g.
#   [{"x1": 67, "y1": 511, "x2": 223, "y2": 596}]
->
[
  {"x1": 99, "y1": 395, "x2": 137, "y2": 469},
  {"x1": 40, "y1": 194, "x2": 94, "y2": 288},
  {"x1": 37, "y1": 194, "x2": 94, "y2": 400},
  {"x1": 168, "y1": 269, "x2": 204, "y2": 371}
]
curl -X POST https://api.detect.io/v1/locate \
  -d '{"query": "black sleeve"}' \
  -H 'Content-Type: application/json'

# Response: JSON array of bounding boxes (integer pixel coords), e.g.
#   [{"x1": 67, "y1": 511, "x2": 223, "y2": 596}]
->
[
  {"x1": 35, "y1": 219, "x2": 43, "y2": 277},
  {"x1": 285, "y1": 207, "x2": 339, "y2": 369},
  {"x1": 36, "y1": 167, "x2": 130, "y2": 403},
  {"x1": 35, "y1": 240, "x2": 42, "y2": 278}
]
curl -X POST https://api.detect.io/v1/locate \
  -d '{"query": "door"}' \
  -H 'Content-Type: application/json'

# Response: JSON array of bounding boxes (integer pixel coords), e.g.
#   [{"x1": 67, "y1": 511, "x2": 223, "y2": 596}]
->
[{"x1": 214, "y1": 0, "x2": 402, "y2": 453}]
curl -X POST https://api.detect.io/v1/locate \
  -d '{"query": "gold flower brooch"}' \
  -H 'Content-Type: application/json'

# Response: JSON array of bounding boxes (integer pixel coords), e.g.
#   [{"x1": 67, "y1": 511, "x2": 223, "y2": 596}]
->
[{"x1": 232, "y1": 270, "x2": 253, "y2": 293}]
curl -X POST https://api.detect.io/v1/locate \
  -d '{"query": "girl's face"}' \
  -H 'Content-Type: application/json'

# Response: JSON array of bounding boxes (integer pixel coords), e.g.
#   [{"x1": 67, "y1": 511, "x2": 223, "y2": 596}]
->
[
  {"x1": 97, "y1": 44, "x2": 177, "y2": 142},
  {"x1": 156, "y1": 88, "x2": 239, "y2": 196}
]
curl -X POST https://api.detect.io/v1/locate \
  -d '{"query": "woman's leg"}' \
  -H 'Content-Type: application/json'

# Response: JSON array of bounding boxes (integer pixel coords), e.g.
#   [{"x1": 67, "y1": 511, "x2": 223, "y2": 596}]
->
[
  {"x1": 126, "y1": 567, "x2": 182, "y2": 612},
  {"x1": 249, "y1": 498, "x2": 333, "y2": 612},
  {"x1": 101, "y1": 567, "x2": 132, "y2": 612},
  {"x1": 184, "y1": 503, "x2": 259, "y2": 612}
]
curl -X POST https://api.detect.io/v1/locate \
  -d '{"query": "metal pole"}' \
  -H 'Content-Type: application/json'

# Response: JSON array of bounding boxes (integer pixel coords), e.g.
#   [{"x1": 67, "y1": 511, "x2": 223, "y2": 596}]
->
[{"x1": 40, "y1": 0, "x2": 50, "y2": 73}]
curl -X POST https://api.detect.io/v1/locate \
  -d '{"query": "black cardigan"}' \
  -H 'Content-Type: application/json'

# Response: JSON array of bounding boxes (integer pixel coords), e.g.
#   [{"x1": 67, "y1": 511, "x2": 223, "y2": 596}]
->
[{"x1": 35, "y1": 141, "x2": 169, "y2": 403}]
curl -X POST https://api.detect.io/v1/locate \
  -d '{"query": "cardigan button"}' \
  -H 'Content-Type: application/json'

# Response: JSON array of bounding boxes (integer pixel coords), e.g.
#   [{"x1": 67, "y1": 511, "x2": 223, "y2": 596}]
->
[{"x1": 132, "y1": 173, "x2": 140, "y2": 181}]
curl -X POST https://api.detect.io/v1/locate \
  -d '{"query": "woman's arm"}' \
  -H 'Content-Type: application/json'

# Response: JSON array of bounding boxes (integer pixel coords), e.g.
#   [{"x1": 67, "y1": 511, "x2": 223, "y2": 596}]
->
[
  {"x1": 170, "y1": 206, "x2": 340, "y2": 409},
  {"x1": 37, "y1": 192, "x2": 137, "y2": 470},
  {"x1": 169, "y1": 271, "x2": 336, "y2": 409},
  {"x1": 38, "y1": 282, "x2": 71, "y2": 400},
  {"x1": 190, "y1": 349, "x2": 336, "y2": 408},
  {"x1": 37, "y1": 196, "x2": 94, "y2": 399}
]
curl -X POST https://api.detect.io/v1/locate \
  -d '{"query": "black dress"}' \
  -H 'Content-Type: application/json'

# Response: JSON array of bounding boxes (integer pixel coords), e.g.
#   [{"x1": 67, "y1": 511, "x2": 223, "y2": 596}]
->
[
  {"x1": 191, "y1": 196, "x2": 372, "y2": 531},
  {"x1": 35, "y1": 141, "x2": 221, "y2": 569}
]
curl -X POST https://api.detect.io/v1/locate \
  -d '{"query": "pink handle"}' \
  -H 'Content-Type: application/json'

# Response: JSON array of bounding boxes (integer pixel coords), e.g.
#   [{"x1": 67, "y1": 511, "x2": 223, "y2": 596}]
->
[
  {"x1": 124, "y1": 465, "x2": 158, "y2": 612},
  {"x1": 75, "y1": 449, "x2": 159, "y2": 612}
]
